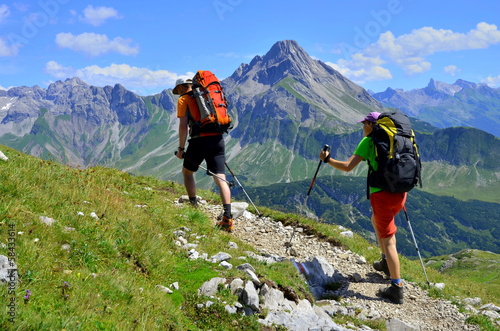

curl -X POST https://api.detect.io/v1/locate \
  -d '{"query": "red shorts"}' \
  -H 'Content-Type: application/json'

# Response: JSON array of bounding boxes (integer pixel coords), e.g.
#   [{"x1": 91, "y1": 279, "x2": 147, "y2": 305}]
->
[{"x1": 370, "y1": 191, "x2": 407, "y2": 238}]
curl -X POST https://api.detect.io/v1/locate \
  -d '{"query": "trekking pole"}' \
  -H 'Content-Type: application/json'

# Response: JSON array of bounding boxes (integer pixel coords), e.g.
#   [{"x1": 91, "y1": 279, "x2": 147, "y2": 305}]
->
[
  {"x1": 285, "y1": 144, "x2": 330, "y2": 252},
  {"x1": 224, "y1": 162, "x2": 261, "y2": 216},
  {"x1": 402, "y1": 205, "x2": 430, "y2": 287},
  {"x1": 174, "y1": 151, "x2": 235, "y2": 187}
]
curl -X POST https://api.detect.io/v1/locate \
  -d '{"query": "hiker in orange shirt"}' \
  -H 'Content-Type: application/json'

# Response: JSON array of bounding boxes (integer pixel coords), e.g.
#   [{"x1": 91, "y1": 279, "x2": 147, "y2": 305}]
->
[{"x1": 173, "y1": 78, "x2": 233, "y2": 232}]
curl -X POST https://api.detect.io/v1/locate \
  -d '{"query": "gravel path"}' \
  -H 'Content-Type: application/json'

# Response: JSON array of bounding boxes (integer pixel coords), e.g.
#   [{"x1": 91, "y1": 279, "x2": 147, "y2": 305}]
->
[{"x1": 202, "y1": 202, "x2": 480, "y2": 331}]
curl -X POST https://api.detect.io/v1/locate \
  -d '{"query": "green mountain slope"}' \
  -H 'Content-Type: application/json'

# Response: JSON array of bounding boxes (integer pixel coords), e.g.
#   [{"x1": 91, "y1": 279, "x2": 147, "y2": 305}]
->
[
  {"x1": 1, "y1": 145, "x2": 499, "y2": 330},
  {"x1": 235, "y1": 176, "x2": 500, "y2": 258},
  {"x1": 425, "y1": 249, "x2": 500, "y2": 287},
  {"x1": 0, "y1": 145, "x2": 306, "y2": 330}
]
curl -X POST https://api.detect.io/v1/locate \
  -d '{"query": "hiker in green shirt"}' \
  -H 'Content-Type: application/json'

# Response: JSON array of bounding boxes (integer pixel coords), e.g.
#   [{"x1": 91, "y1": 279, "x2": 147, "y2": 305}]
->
[{"x1": 319, "y1": 111, "x2": 406, "y2": 304}]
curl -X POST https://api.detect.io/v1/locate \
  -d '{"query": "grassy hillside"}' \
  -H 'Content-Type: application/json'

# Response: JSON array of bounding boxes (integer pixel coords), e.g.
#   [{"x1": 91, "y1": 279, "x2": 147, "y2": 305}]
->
[
  {"x1": 425, "y1": 249, "x2": 500, "y2": 293},
  {"x1": 0, "y1": 145, "x2": 305, "y2": 330},
  {"x1": 0, "y1": 145, "x2": 498, "y2": 330}
]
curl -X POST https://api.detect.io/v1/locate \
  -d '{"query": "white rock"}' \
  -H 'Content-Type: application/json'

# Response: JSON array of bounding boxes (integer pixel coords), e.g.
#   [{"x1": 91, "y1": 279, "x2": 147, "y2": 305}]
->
[
  {"x1": 0, "y1": 151, "x2": 8, "y2": 161},
  {"x1": 431, "y1": 283, "x2": 446, "y2": 290},
  {"x1": 220, "y1": 261, "x2": 233, "y2": 270},
  {"x1": 39, "y1": 216, "x2": 56, "y2": 226},
  {"x1": 340, "y1": 231, "x2": 353, "y2": 238},
  {"x1": 156, "y1": 285, "x2": 173, "y2": 294},
  {"x1": 231, "y1": 202, "x2": 249, "y2": 218}
]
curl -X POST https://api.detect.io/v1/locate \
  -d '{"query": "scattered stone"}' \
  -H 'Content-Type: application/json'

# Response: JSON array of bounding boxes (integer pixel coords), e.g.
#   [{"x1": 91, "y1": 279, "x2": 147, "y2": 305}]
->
[
  {"x1": 236, "y1": 263, "x2": 255, "y2": 273},
  {"x1": 356, "y1": 256, "x2": 367, "y2": 264},
  {"x1": 340, "y1": 230, "x2": 353, "y2": 238},
  {"x1": 198, "y1": 277, "x2": 226, "y2": 297},
  {"x1": 224, "y1": 305, "x2": 238, "y2": 314},
  {"x1": 0, "y1": 150, "x2": 8, "y2": 161},
  {"x1": 156, "y1": 285, "x2": 173, "y2": 294},
  {"x1": 431, "y1": 282, "x2": 446, "y2": 290},
  {"x1": 39, "y1": 216, "x2": 56, "y2": 226},
  {"x1": 231, "y1": 202, "x2": 249, "y2": 219},
  {"x1": 229, "y1": 278, "x2": 244, "y2": 296},
  {"x1": 352, "y1": 273, "x2": 363, "y2": 282},
  {"x1": 463, "y1": 297, "x2": 482, "y2": 306},
  {"x1": 240, "y1": 281, "x2": 259, "y2": 311},
  {"x1": 187, "y1": 249, "x2": 200, "y2": 260},
  {"x1": 210, "y1": 252, "x2": 232, "y2": 262},
  {"x1": 243, "y1": 268, "x2": 261, "y2": 287},
  {"x1": 480, "y1": 303, "x2": 500, "y2": 312},
  {"x1": 220, "y1": 261, "x2": 233, "y2": 270},
  {"x1": 386, "y1": 318, "x2": 419, "y2": 331}
]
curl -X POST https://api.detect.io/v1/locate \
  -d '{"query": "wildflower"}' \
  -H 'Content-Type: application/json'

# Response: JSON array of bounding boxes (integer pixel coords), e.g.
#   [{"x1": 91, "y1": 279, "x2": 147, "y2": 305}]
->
[
  {"x1": 62, "y1": 281, "x2": 71, "y2": 300},
  {"x1": 24, "y1": 289, "x2": 31, "y2": 304}
]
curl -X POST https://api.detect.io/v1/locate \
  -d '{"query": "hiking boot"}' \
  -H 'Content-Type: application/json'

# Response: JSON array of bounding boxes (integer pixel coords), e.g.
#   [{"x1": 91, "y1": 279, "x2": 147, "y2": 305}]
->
[
  {"x1": 373, "y1": 258, "x2": 390, "y2": 278},
  {"x1": 378, "y1": 282, "x2": 404, "y2": 304},
  {"x1": 216, "y1": 215, "x2": 234, "y2": 233},
  {"x1": 188, "y1": 196, "x2": 198, "y2": 207}
]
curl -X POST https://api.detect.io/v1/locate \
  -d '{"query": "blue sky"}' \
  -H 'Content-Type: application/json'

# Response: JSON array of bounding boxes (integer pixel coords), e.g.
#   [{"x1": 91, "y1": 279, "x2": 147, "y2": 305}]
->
[{"x1": 1, "y1": 0, "x2": 499, "y2": 95}]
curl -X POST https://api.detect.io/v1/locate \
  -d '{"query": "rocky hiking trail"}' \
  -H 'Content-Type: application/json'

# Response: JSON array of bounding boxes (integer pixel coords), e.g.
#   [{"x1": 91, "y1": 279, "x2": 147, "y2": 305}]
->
[{"x1": 179, "y1": 197, "x2": 498, "y2": 330}]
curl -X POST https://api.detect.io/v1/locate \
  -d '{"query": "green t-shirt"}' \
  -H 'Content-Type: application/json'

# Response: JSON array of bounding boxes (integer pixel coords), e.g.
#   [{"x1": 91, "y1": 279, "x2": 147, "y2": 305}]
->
[{"x1": 354, "y1": 136, "x2": 382, "y2": 194}]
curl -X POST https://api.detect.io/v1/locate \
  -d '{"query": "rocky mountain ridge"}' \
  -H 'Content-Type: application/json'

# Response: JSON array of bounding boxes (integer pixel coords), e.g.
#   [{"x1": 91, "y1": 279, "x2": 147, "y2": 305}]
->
[
  {"x1": 0, "y1": 77, "x2": 156, "y2": 166},
  {"x1": 372, "y1": 78, "x2": 500, "y2": 137}
]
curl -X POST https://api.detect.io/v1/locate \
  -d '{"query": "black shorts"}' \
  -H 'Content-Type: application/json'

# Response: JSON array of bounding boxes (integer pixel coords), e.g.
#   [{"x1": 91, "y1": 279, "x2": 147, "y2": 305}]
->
[{"x1": 183, "y1": 135, "x2": 226, "y2": 174}]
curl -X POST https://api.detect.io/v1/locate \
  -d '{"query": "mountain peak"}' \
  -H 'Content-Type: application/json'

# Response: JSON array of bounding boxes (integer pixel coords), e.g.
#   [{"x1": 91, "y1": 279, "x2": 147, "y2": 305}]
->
[
  {"x1": 426, "y1": 78, "x2": 462, "y2": 96},
  {"x1": 259, "y1": 40, "x2": 318, "y2": 74},
  {"x1": 266, "y1": 40, "x2": 304, "y2": 59},
  {"x1": 228, "y1": 39, "x2": 354, "y2": 89},
  {"x1": 64, "y1": 77, "x2": 88, "y2": 86}
]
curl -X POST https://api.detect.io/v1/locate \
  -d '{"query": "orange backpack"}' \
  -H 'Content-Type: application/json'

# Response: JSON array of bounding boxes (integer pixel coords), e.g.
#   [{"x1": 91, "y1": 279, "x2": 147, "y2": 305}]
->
[{"x1": 191, "y1": 70, "x2": 233, "y2": 134}]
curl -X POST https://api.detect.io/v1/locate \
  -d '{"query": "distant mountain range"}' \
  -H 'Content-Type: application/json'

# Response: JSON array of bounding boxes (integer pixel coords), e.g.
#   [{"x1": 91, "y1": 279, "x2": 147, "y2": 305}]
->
[
  {"x1": 371, "y1": 78, "x2": 500, "y2": 137},
  {"x1": 0, "y1": 40, "x2": 499, "y2": 203}
]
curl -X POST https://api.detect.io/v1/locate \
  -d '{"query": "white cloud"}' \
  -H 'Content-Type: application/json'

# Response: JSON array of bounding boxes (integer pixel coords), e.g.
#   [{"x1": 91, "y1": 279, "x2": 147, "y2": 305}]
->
[
  {"x1": 55, "y1": 32, "x2": 139, "y2": 57},
  {"x1": 79, "y1": 5, "x2": 121, "y2": 26},
  {"x1": 334, "y1": 22, "x2": 500, "y2": 83},
  {"x1": 443, "y1": 65, "x2": 461, "y2": 77},
  {"x1": 0, "y1": 4, "x2": 10, "y2": 23},
  {"x1": 327, "y1": 53, "x2": 392, "y2": 84},
  {"x1": 482, "y1": 75, "x2": 500, "y2": 88},
  {"x1": 0, "y1": 37, "x2": 22, "y2": 56},
  {"x1": 45, "y1": 61, "x2": 192, "y2": 95}
]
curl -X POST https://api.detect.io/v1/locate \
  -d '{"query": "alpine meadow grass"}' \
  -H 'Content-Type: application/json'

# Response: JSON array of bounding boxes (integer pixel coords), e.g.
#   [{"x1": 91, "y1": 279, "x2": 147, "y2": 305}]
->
[{"x1": 0, "y1": 145, "x2": 498, "y2": 330}]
